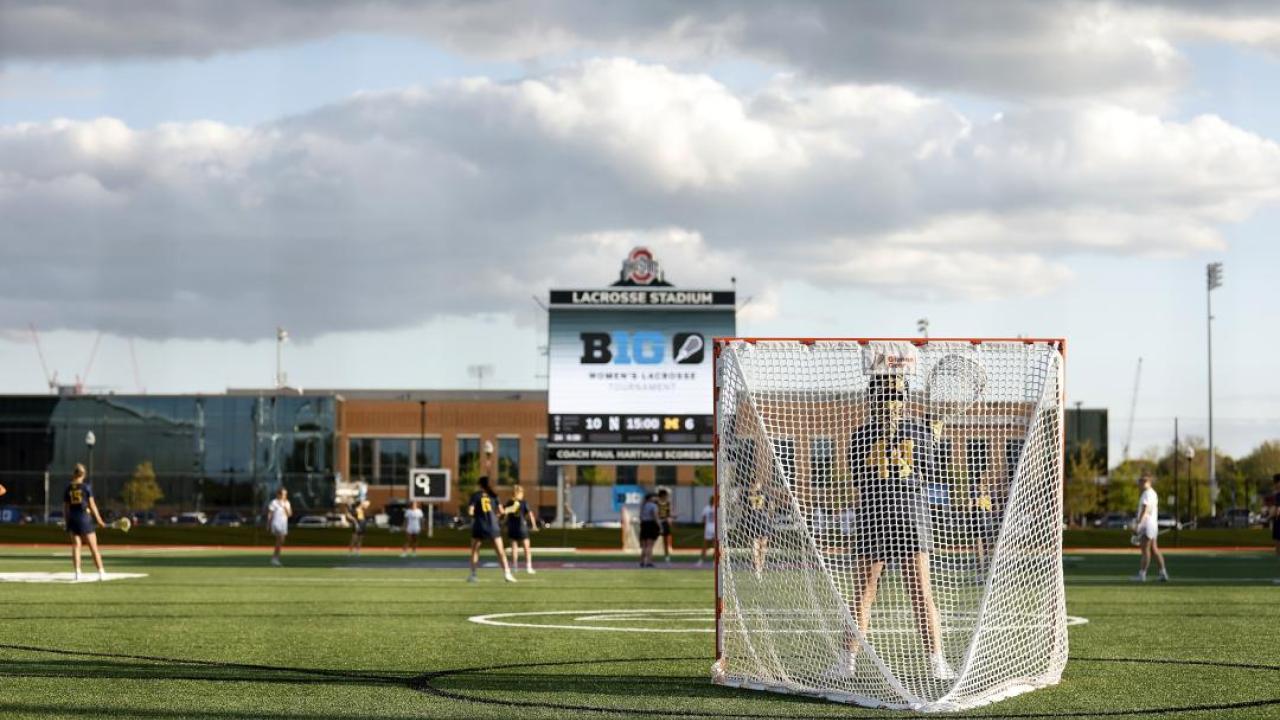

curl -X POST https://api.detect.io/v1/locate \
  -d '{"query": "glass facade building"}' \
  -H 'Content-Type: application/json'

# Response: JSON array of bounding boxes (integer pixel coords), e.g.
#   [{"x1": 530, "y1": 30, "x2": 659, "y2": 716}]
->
[{"x1": 0, "y1": 394, "x2": 337, "y2": 517}]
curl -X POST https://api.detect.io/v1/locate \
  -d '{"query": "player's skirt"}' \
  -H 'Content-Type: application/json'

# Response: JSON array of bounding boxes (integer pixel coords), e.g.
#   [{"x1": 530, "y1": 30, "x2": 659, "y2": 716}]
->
[
  {"x1": 704, "y1": 526, "x2": 716, "y2": 542},
  {"x1": 1136, "y1": 522, "x2": 1159, "y2": 540},
  {"x1": 1272, "y1": 520, "x2": 1280, "y2": 542},
  {"x1": 472, "y1": 523, "x2": 499, "y2": 541},
  {"x1": 853, "y1": 491, "x2": 932, "y2": 561},
  {"x1": 405, "y1": 526, "x2": 421, "y2": 537},
  {"x1": 508, "y1": 524, "x2": 529, "y2": 541},
  {"x1": 659, "y1": 519, "x2": 673, "y2": 537},
  {"x1": 640, "y1": 520, "x2": 661, "y2": 541},
  {"x1": 271, "y1": 521, "x2": 288, "y2": 537},
  {"x1": 352, "y1": 520, "x2": 367, "y2": 536},
  {"x1": 742, "y1": 510, "x2": 772, "y2": 540},
  {"x1": 66, "y1": 513, "x2": 94, "y2": 536}
]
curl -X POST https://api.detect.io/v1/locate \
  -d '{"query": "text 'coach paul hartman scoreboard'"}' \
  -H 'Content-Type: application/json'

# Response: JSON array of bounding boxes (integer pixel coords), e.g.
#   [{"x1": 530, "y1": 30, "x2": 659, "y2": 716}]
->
[{"x1": 546, "y1": 288, "x2": 735, "y2": 465}]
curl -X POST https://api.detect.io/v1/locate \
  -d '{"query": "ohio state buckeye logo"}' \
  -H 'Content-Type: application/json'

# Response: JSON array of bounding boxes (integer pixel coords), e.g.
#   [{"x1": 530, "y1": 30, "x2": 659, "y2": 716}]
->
[{"x1": 624, "y1": 247, "x2": 656, "y2": 284}]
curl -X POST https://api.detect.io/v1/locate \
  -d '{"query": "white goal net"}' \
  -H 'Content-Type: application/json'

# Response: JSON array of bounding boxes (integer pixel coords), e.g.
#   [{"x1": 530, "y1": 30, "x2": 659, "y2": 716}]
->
[{"x1": 713, "y1": 339, "x2": 1066, "y2": 712}]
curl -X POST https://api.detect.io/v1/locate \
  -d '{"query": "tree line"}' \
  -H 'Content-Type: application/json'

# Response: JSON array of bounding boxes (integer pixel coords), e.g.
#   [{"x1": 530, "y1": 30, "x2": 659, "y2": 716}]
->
[{"x1": 1065, "y1": 439, "x2": 1280, "y2": 526}]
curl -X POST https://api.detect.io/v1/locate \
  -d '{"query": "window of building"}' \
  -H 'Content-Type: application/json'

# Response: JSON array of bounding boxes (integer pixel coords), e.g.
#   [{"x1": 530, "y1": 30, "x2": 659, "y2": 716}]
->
[
  {"x1": 377, "y1": 438, "x2": 411, "y2": 485},
  {"x1": 693, "y1": 466, "x2": 714, "y2": 486},
  {"x1": 497, "y1": 437, "x2": 520, "y2": 484},
  {"x1": 349, "y1": 438, "x2": 374, "y2": 483},
  {"x1": 654, "y1": 465, "x2": 677, "y2": 485},
  {"x1": 811, "y1": 437, "x2": 834, "y2": 488},
  {"x1": 458, "y1": 437, "x2": 480, "y2": 487},
  {"x1": 616, "y1": 465, "x2": 638, "y2": 484},
  {"x1": 773, "y1": 438, "x2": 796, "y2": 486},
  {"x1": 967, "y1": 438, "x2": 991, "y2": 487},
  {"x1": 415, "y1": 437, "x2": 441, "y2": 468}
]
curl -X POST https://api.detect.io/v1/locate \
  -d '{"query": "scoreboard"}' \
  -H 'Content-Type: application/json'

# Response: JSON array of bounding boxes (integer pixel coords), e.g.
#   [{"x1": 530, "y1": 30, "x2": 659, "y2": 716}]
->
[{"x1": 546, "y1": 288, "x2": 735, "y2": 465}]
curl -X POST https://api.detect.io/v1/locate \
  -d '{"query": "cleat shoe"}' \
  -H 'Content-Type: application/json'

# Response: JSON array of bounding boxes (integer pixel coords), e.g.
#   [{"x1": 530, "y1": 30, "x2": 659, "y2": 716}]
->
[
  {"x1": 504, "y1": 572, "x2": 518, "y2": 583},
  {"x1": 1131, "y1": 572, "x2": 1147, "y2": 583},
  {"x1": 1158, "y1": 571, "x2": 1169, "y2": 582},
  {"x1": 466, "y1": 573, "x2": 478, "y2": 583}
]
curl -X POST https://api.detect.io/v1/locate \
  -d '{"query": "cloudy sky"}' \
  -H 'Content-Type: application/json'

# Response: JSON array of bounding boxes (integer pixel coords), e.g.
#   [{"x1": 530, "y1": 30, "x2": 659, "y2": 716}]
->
[{"x1": 2, "y1": 1, "x2": 1279, "y2": 463}]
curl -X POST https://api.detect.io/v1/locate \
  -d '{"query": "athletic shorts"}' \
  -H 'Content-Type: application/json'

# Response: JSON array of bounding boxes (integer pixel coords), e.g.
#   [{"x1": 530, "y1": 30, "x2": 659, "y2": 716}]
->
[
  {"x1": 271, "y1": 522, "x2": 288, "y2": 537},
  {"x1": 352, "y1": 521, "x2": 367, "y2": 536},
  {"x1": 1272, "y1": 521, "x2": 1280, "y2": 542},
  {"x1": 1136, "y1": 524, "x2": 1159, "y2": 540},
  {"x1": 704, "y1": 527, "x2": 716, "y2": 542},
  {"x1": 659, "y1": 520, "x2": 673, "y2": 537},
  {"x1": 472, "y1": 525, "x2": 498, "y2": 541},
  {"x1": 742, "y1": 511, "x2": 771, "y2": 540},
  {"x1": 66, "y1": 514, "x2": 95, "y2": 536},
  {"x1": 640, "y1": 520, "x2": 661, "y2": 541},
  {"x1": 508, "y1": 526, "x2": 529, "y2": 541}
]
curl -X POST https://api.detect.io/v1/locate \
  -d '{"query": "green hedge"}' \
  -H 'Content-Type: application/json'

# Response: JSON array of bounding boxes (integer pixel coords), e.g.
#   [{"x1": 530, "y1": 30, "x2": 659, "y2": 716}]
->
[{"x1": 0, "y1": 524, "x2": 1268, "y2": 549}]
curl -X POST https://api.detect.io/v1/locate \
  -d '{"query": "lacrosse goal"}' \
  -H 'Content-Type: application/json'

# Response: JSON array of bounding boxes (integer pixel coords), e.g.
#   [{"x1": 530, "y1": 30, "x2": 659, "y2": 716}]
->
[{"x1": 712, "y1": 338, "x2": 1066, "y2": 712}]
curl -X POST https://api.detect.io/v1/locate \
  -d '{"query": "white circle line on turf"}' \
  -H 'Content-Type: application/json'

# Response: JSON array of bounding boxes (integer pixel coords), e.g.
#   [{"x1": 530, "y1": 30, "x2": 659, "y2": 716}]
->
[{"x1": 468, "y1": 609, "x2": 1089, "y2": 634}]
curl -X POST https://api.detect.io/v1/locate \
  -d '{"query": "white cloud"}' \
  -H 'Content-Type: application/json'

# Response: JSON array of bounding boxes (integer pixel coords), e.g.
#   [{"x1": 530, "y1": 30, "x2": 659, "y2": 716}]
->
[
  {"x1": 2, "y1": 59, "x2": 1278, "y2": 338},
  {"x1": 5, "y1": 1, "x2": 1279, "y2": 102}
]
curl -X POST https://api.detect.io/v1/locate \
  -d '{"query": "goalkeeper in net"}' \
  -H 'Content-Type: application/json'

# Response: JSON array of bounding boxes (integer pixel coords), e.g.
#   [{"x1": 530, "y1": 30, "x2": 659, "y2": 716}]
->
[{"x1": 842, "y1": 372, "x2": 955, "y2": 680}]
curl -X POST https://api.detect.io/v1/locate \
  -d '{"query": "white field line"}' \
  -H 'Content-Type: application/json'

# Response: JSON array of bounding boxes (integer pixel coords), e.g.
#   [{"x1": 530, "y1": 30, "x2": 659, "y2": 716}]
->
[
  {"x1": 468, "y1": 608, "x2": 1089, "y2": 634},
  {"x1": 0, "y1": 572, "x2": 147, "y2": 584}
]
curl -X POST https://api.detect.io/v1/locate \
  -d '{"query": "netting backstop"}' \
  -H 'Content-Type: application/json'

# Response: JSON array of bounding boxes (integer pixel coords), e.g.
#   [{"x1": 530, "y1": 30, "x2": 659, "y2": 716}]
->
[{"x1": 713, "y1": 338, "x2": 1066, "y2": 712}]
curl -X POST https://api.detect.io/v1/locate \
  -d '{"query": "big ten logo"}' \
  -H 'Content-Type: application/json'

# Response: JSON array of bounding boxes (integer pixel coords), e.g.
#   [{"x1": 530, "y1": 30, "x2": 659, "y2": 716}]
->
[{"x1": 579, "y1": 332, "x2": 705, "y2": 365}]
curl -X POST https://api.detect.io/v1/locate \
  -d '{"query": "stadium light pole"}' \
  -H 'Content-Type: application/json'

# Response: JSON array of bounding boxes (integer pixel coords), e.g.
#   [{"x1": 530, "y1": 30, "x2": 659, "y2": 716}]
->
[
  {"x1": 85, "y1": 430, "x2": 96, "y2": 482},
  {"x1": 1173, "y1": 418, "x2": 1180, "y2": 545},
  {"x1": 275, "y1": 327, "x2": 288, "y2": 390},
  {"x1": 1206, "y1": 263, "x2": 1222, "y2": 516}
]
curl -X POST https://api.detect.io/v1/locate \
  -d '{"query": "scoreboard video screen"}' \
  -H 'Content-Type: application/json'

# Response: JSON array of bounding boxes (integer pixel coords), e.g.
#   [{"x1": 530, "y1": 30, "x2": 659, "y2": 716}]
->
[{"x1": 546, "y1": 289, "x2": 735, "y2": 465}]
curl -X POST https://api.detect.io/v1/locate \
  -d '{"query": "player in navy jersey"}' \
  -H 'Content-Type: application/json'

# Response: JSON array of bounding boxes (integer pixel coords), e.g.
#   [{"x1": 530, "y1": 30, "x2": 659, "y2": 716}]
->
[
  {"x1": 345, "y1": 501, "x2": 368, "y2": 557},
  {"x1": 503, "y1": 485, "x2": 538, "y2": 575},
  {"x1": 656, "y1": 488, "x2": 675, "y2": 565},
  {"x1": 1270, "y1": 475, "x2": 1280, "y2": 564},
  {"x1": 63, "y1": 463, "x2": 107, "y2": 581},
  {"x1": 842, "y1": 372, "x2": 954, "y2": 680},
  {"x1": 468, "y1": 476, "x2": 516, "y2": 583}
]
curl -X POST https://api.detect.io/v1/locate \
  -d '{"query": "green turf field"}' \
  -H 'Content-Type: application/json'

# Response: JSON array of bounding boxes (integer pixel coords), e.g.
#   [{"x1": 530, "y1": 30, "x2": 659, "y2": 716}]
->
[{"x1": 0, "y1": 547, "x2": 1277, "y2": 719}]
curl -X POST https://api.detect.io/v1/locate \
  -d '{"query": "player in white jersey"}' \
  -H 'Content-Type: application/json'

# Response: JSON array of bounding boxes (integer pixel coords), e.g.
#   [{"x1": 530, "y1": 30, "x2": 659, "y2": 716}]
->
[
  {"x1": 697, "y1": 496, "x2": 716, "y2": 567},
  {"x1": 1132, "y1": 473, "x2": 1168, "y2": 582},
  {"x1": 267, "y1": 487, "x2": 291, "y2": 567},
  {"x1": 402, "y1": 501, "x2": 424, "y2": 558}
]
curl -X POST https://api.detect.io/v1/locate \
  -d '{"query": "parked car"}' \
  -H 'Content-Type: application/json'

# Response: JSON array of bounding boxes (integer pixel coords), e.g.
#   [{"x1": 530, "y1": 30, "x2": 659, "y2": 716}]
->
[
  {"x1": 295, "y1": 515, "x2": 329, "y2": 529},
  {"x1": 210, "y1": 511, "x2": 244, "y2": 527},
  {"x1": 325, "y1": 513, "x2": 351, "y2": 529},
  {"x1": 1157, "y1": 513, "x2": 1179, "y2": 530},
  {"x1": 173, "y1": 512, "x2": 208, "y2": 526},
  {"x1": 47, "y1": 510, "x2": 64, "y2": 526},
  {"x1": 1224, "y1": 508, "x2": 1251, "y2": 529},
  {"x1": 1096, "y1": 512, "x2": 1131, "y2": 529},
  {"x1": 130, "y1": 511, "x2": 158, "y2": 526}
]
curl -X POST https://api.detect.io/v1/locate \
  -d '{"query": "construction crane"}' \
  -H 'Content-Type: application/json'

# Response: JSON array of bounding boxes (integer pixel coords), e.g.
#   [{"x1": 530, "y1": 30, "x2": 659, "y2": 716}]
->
[
  {"x1": 28, "y1": 323, "x2": 57, "y2": 393},
  {"x1": 1122, "y1": 356, "x2": 1142, "y2": 461},
  {"x1": 27, "y1": 324, "x2": 107, "y2": 395}
]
